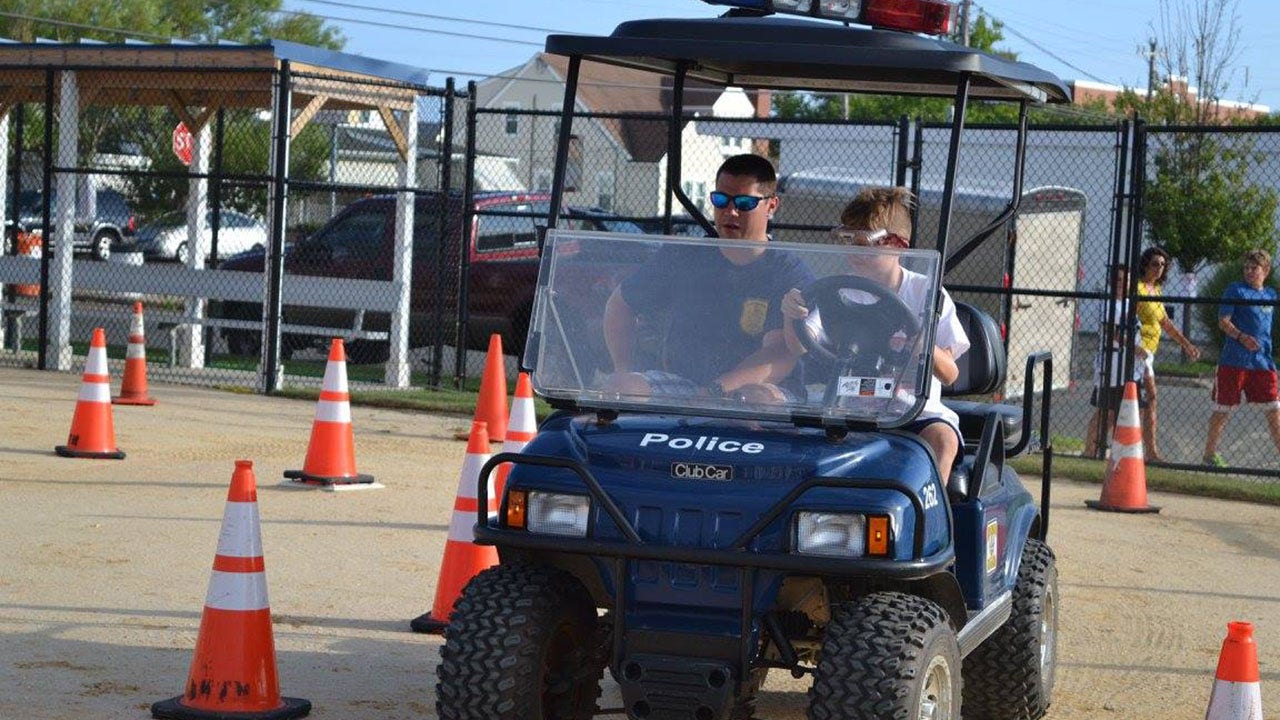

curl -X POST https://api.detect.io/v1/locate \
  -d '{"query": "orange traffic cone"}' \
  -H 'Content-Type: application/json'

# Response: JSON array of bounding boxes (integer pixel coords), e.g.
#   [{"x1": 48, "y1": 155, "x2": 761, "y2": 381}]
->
[
  {"x1": 56, "y1": 328, "x2": 125, "y2": 459},
  {"x1": 283, "y1": 338, "x2": 381, "y2": 491},
  {"x1": 493, "y1": 372, "x2": 536, "y2": 501},
  {"x1": 455, "y1": 333, "x2": 508, "y2": 443},
  {"x1": 1204, "y1": 621, "x2": 1264, "y2": 720},
  {"x1": 114, "y1": 301, "x2": 157, "y2": 406},
  {"x1": 411, "y1": 420, "x2": 498, "y2": 634},
  {"x1": 152, "y1": 460, "x2": 310, "y2": 720},
  {"x1": 1086, "y1": 381, "x2": 1159, "y2": 513}
]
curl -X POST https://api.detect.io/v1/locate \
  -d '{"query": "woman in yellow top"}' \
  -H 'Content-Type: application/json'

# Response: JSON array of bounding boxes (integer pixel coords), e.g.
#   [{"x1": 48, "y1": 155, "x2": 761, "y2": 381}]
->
[{"x1": 1136, "y1": 247, "x2": 1201, "y2": 462}]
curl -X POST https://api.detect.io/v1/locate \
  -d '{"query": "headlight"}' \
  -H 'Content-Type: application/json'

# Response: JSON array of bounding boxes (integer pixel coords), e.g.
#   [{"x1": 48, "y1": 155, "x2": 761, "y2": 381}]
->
[
  {"x1": 795, "y1": 512, "x2": 893, "y2": 557},
  {"x1": 796, "y1": 512, "x2": 867, "y2": 557},
  {"x1": 527, "y1": 492, "x2": 590, "y2": 537}
]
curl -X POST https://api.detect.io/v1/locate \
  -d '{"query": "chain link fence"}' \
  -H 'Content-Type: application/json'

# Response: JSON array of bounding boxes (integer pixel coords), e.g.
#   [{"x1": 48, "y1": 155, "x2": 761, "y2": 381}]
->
[
  {"x1": 2, "y1": 56, "x2": 1276, "y2": 479},
  {"x1": 0, "y1": 58, "x2": 460, "y2": 394}
]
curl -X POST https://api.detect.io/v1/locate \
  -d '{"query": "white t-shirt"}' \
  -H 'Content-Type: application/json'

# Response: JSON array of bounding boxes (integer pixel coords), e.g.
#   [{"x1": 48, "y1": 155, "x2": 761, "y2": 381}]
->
[{"x1": 897, "y1": 269, "x2": 970, "y2": 430}]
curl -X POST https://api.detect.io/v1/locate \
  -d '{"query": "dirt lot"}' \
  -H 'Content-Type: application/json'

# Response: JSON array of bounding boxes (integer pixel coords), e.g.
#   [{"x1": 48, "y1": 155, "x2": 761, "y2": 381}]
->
[{"x1": 1, "y1": 365, "x2": 1277, "y2": 719}]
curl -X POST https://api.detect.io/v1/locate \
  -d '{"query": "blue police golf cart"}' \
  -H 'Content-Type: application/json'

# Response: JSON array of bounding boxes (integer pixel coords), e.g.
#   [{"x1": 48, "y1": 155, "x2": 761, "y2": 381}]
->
[{"x1": 436, "y1": 2, "x2": 1069, "y2": 718}]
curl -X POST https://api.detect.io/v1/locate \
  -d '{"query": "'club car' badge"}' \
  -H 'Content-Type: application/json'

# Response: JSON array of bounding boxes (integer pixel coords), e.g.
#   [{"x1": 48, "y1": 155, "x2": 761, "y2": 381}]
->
[{"x1": 671, "y1": 461, "x2": 733, "y2": 481}]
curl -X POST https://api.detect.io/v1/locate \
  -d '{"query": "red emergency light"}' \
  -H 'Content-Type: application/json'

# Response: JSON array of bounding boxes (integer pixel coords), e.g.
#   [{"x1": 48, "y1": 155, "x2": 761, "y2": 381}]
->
[
  {"x1": 702, "y1": 0, "x2": 956, "y2": 36},
  {"x1": 861, "y1": 0, "x2": 953, "y2": 35}
]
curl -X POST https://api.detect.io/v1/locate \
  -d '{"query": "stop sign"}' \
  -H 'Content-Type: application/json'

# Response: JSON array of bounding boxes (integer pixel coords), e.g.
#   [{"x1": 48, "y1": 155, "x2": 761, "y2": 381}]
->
[{"x1": 172, "y1": 122, "x2": 193, "y2": 166}]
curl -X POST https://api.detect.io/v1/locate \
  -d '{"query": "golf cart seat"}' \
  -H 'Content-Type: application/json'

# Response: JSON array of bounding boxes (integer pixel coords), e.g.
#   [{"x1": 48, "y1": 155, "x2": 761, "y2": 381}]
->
[
  {"x1": 941, "y1": 303, "x2": 1026, "y2": 500},
  {"x1": 942, "y1": 303, "x2": 1024, "y2": 451}
]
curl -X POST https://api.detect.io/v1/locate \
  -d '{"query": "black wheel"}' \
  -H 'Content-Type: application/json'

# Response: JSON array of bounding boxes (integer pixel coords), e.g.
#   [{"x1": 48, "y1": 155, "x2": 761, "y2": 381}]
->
[
  {"x1": 962, "y1": 539, "x2": 1058, "y2": 720},
  {"x1": 792, "y1": 275, "x2": 922, "y2": 376},
  {"x1": 437, "y1": 562, "x2": 604, "y2": 720},
  {"x1": 346, "y1": 340, "x2": 389, "y2": 365},
  {"x1": 175, "y1": 240, "x2": 189, "y2": 264},
  {"x1": 91, "y1": 231, "x2": 115, "y2": 261},
  {"x1": 809, "y1": 592, "x2": 960, "y2": 720},
  {"x1": 225, "y1": 329, "x2": 261, "y2": 358}
]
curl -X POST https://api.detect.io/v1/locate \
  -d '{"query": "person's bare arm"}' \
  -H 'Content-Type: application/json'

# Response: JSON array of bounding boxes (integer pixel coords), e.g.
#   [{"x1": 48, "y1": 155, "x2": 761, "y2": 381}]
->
[
  {"x1": 933, "y1": 346, "x2": 958, "y2": 386},
  {"x1": 603, "y1": 287, "x2": 638, "y2": 372},
  {"x1": 780, "y1": 288, "x2": 808, "y2": 357},
  {"x1": 716, "y1": 330, "x2": 800, "y2": 391},
  {"x1": 1160, "y1": 316, "x2": 1202, "y2": 360},
  {"x1": 1219, "y1": 314, "x2": 1261, "y2": 353}
]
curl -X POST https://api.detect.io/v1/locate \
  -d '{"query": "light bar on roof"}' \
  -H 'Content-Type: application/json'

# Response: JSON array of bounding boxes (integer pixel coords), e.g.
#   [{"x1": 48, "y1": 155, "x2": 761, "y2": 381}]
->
[{"x1": 702, "y1": 0, "x2": 954, "y2": 35}]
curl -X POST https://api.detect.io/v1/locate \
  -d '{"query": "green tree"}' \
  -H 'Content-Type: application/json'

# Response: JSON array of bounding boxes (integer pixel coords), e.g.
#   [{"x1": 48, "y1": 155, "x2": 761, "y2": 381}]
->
[
  {"x1": 1139, "y1": 129, "x2": 1277, "y2": 274},
  {"x1": 771, "y1": 12, "x2": 1103, "y2": 125},
  {"x1": 0, "y1": 1, "x2": 342, "y2": 48},
  {"x1": 0, "y1": 0, "x2": 344, "y2": 223},
  {"x1": 1111, "y1": 0, "x2": 1279, "y2": 274}
]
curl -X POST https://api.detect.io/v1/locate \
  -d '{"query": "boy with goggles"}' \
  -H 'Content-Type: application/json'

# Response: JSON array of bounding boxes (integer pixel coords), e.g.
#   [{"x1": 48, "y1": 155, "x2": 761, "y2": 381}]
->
[{"x1": 780, "y1": 186, "x2": 970, "y2": 483}]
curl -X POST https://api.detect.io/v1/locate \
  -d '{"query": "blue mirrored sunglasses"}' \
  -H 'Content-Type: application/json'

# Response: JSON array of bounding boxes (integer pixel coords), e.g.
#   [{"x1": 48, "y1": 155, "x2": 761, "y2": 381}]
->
[{"x1": 709, "y1": 191, "x2": 773, "y2": 212}]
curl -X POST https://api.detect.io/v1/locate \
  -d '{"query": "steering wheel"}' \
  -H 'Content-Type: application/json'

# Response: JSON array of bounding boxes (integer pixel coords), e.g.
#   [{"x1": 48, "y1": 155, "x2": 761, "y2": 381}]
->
[{"x1": 791, "y1": 275, "x2": 922, "y2": 376}]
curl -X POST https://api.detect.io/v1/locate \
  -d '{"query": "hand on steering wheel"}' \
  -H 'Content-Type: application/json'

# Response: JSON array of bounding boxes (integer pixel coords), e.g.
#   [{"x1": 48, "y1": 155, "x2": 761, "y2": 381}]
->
[{"x1": 790, "y1": 275, "x2": 922, "y2": 375}]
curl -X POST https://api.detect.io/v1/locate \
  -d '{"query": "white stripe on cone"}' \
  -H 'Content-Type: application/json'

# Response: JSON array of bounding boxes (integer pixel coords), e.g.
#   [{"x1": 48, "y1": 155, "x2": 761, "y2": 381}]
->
[
  {"x1": 509, "y1": 395, "x2": 535, "y2": 436},
  {"x1": 453, "y1": 452, "x2": 491, "y2": 501},
  {"x1": 125, "y1": 342, "x2": 145, "y2": 359},
  {"x1": 205, "y1": 570, "x2": 270, "y2": 611},
  {"x1": 85, "y1": 346, "x2": 108, "y2": 375},
  {"x1": 1205, "y1": 679, "x2": 1263, "y2": 719},
  {"x1": 1110, "y1": 440, "x2": 1143, "y2": 461},
  {"x1": 78, "y1": 382, "x2": 111, "y2": 403},
  {"x1": 448, "y1": 508, "x2": 488, "y2": 543},
  {"x1": 322, "y1": 358, "x2": 347, "y2": 393},
  {"x1": 1116, "y1": 392, "x2": 1140, "y2": 428},
  {"x1": 314, "y1": 399, "x2": 352, "y2": 423},
  {"x1": 215, "y1": 502, "x2": 264, "y2": 558}
]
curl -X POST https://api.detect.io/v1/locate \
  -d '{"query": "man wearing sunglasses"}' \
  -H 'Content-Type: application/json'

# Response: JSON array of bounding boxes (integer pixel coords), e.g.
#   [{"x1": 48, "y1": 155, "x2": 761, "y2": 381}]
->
[{"x1": 603, "y1": 153, "x2": 813, "y2": 399}]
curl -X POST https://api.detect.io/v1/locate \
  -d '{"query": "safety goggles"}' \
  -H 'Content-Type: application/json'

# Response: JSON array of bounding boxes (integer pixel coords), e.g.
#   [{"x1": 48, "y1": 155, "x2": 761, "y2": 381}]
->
[
  {"x1": 709, "y1": 191, "x2": 773, "y2": 212},
  {"x1": 828, "y1": 226, "x2": 908, "y2": 248}
]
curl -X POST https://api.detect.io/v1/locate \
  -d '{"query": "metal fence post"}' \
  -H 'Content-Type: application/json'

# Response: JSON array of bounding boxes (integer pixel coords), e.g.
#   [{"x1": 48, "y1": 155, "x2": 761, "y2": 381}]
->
[
  {"x1": 430, "y1": 78, "x2": 455, "y2": 389},
  {"x1": 453, "y1": 81, "x2": 478, "y2": 388},
  {"x1": 261, "y1": 61, "x2": 292, "y2": 394}
]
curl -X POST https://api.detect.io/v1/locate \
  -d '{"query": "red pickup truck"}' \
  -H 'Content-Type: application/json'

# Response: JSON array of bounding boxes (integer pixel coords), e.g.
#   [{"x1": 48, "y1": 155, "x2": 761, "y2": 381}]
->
[{"x1": 213, "y1": 191, "x2": 648, "y2": 363}]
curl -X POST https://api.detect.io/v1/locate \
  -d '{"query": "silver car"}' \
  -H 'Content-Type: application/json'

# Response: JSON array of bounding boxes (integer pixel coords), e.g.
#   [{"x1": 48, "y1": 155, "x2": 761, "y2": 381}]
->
[{"x1": 132, "y1": 209, "x2": 267, "y2": 263}]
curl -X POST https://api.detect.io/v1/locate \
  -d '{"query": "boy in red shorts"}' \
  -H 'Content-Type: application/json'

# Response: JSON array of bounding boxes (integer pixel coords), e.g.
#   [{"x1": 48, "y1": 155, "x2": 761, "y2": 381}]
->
[{"x1": 1202, "y1": 249, "x2": 1280, "y2": 466}]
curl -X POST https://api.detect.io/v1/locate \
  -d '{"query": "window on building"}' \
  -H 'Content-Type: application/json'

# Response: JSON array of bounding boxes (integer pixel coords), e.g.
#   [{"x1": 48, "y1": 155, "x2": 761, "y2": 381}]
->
[{"x1": 504, "y1": 102, "x2": 520, "y2": 135}]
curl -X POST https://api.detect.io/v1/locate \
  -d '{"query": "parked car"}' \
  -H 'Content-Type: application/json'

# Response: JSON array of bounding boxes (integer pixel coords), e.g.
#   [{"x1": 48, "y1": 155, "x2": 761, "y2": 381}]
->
[
  {"x1": 14, "y1": 188, "x2": 137, "y2": 261},
  {"x1": 125, "y1": 208, "x2": 268, "y2": 263},
  {"x1": 212, "y1": 192, "x2": 649, "y2": 362}
]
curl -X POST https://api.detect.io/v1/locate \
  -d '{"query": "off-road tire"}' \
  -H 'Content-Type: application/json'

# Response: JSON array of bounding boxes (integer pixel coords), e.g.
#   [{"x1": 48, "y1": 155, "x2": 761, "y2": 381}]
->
[
  {"x1": 436, "y1": 562, "x2": 604, "y2": 720},
  {"x1": 962, "y1": 539, "x2": 1058, "y2": 720},
  {"x1": 809, "y1": 591, "x2": 960, "y2": 720}
]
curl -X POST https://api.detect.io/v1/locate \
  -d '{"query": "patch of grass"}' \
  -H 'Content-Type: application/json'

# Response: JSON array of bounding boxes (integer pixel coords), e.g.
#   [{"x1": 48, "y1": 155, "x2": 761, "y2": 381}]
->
[
  {"x1": 1155, "y1": 359, "x2": 1215, "y2": 378},
  {"x1": 1011, "y1": 454, "x2": 1280, "y2": 506},
  {"x1": 1050, "y1": 434, "x2": 1084, "y2": 452}
]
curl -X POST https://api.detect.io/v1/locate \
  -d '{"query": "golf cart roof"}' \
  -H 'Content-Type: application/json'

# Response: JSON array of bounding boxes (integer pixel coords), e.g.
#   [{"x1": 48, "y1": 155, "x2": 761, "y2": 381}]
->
[{"x1": 546, "y1": 15, "x2": 1070, "y2": 103}]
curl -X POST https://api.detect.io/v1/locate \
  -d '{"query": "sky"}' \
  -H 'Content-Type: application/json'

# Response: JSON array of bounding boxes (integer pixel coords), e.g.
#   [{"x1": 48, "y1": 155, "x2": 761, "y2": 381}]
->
[{"x1": 281, "y1": 0, "x2": 1280, "y2": 113}]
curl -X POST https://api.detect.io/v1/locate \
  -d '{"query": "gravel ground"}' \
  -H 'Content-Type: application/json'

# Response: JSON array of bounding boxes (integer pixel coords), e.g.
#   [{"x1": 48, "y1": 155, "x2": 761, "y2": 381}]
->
[{"x1": 1, "y1": 366, "x2": 1277, "y2": 719}]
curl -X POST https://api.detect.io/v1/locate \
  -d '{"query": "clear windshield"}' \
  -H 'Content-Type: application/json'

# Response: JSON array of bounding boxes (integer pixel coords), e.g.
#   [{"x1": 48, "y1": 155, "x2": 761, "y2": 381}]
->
[{"x1": 526, "y1": 230, "x2": 941, "y2": 427}]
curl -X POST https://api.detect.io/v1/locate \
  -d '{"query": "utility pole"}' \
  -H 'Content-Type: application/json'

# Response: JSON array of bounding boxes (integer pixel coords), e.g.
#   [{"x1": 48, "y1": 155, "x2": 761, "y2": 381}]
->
[
  {"x1": 1145, "y1": 38, "x2": 1157, "y2": 99},
  {"x1": 959, "y1": 0, "x2": 972, "y2": 46}
]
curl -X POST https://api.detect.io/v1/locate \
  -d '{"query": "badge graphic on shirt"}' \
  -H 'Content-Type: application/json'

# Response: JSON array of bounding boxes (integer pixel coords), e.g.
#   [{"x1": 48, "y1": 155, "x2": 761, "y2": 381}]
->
[{"x1": 739, "y1": 299, "x2": 769, "y2": 336}]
